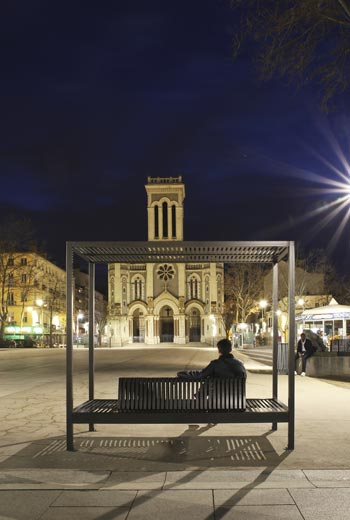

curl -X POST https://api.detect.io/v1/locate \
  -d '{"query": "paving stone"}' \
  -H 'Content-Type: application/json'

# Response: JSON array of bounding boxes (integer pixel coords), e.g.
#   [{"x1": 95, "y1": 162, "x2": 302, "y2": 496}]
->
[
  {"x1": 304, "y1": 469, "x2": 350, "y2": 487},
  {"x1": 52, "y1": 489, "x2": 137, "y2": 507},
  {"x1": 214, "y1": 505, "x2": 303, "y2": 519},
  {"x1": 103, "y1": 471, "x2": 166, "y2": 489},
  {"x1": 0, "y1": 490, "x2": 60, "y2": 520},
  {"x1": 290, "y1": 488, "x2": 350, "y2": 520},
  {"x1": 214, "y1": 488, "x2": 294, "y2": 506},
  {"x1": 127, "y1": 490, "x2": 214, "y2": 519},
  {"x1": 40, "y1": 506, "x2": 129, "y2": 520},
  {"x1": 164, "y1": 469, "x2": 312, "y2": 489},
  {"x1": 0, "y1": 469, "x2": 110, "y2": 489}
]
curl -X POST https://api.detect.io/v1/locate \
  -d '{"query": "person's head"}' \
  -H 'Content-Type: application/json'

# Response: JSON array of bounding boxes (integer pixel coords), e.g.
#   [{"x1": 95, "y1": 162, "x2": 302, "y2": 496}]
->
[
  {"x1": 217, "y1": 338, "x2": 232, "y2": 355},
  {"x1": 300, "y1": 333, "x2": 306, "y2": 341}
]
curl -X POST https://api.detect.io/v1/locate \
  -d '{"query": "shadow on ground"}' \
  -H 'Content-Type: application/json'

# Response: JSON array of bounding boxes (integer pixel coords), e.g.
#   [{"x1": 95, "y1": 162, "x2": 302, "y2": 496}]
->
[{"x1": 1, "y1": 426, "x2": 287, "y2": 472}]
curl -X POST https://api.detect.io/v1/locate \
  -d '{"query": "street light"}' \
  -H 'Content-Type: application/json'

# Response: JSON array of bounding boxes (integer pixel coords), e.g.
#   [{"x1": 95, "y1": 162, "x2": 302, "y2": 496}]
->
[{"x1": 259, "y1": 299, "x2": 267, "y2": 323}]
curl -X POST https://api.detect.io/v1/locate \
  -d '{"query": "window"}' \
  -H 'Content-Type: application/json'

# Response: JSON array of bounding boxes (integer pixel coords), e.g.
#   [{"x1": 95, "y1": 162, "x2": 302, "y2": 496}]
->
[
  {"x1": 134, "y1": 277, "x2": 141, "y2": 300},
  {"x1": 7, "y1": 292, "x2": 14, "y2": 305},
  {"x1": 157, "y1": 264, "x2": 175, "y2": 281},
  {"x1": 21, "y1": 257, "x2": 27, "y2": 266},
  {"x1": 8, "y1": 258, "x2": 14, "y2": 266},
  {"x1": 171, "y1": 205, "x2": 176, "y2": 237},
  {"x1": 154, "y1": 205, "x2": 159, "y2": 238},
  {"x1": 188, "y1": 274, "x2": 200, "y2": 300},
  {"x1": 21, "y1": 274, "x2": 27, "y2": 283},
  {"x1": 8, "y1": 273, "x2": 14, "y2": 285},
  {"x1": 162, "y1": 201, "x2": 168, "y2": 238},
  {"x1": 23, "y1": 312, "x2": 28, "y2": 323}
]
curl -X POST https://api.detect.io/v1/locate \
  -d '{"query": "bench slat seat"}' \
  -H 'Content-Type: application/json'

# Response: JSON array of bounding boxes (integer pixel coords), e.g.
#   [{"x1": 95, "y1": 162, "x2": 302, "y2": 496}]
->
[
  {"x1": 72, "y1": 398, "x2": 288, "y2": 424},
  {"x1": 71, "y1": 377, "x2": 289, "y2": 425}
]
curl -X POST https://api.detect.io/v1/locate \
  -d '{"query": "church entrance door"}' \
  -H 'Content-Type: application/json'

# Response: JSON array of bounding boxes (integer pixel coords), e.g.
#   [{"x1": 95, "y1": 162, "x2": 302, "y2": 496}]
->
[
  {"x1": 159, "y1": 306, "x2": 174, "y2": 342},
  {"x1": 132, "y1": 309, "x2": 145, "y2": 343},
  {"x1": 188, "y1": 309, "x2": 201, "y2": 342}
]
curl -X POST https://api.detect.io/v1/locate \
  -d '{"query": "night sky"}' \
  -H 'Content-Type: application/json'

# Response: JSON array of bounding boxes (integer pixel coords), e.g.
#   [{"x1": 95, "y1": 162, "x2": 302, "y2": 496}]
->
[{"x1": 1, "y1": 0, "x2": 350, "y2": 284}]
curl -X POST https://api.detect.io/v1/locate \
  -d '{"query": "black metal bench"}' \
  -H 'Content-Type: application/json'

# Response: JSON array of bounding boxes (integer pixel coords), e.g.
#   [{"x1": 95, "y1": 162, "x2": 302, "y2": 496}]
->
[{"x1": 72, "y1": 376, "x2": 289, "y2": 428}]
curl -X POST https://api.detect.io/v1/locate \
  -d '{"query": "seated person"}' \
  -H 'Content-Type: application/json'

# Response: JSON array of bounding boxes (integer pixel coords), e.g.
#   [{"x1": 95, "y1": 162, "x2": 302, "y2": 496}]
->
[
  {"x1": 177, "y1": 338, "x2": 247, "y2": 380},
  {"x1": 294, "y1": 332, "x2": 316, "y2": 376}
]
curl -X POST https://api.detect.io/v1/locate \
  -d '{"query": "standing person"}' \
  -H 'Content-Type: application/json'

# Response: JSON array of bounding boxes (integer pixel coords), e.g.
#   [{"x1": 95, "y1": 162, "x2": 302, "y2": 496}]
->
[
  {"x1": 294, "y1": 332, "x2": 315, "y2": 376},
  {"x1": 177, "y1": 338, "x2": 247, "y2": 380}
]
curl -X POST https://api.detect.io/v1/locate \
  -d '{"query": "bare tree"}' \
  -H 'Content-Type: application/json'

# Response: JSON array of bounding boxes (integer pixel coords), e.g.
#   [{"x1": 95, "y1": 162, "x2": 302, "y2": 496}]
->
[
  {"x1": 223, "y1": 263, "x2": 266, "y2": 336},
  {"x1": 96, "y1": 311, "x2": 108, "y2": 347},
  {"x1": 46, "y1": 279, "x2": 66, "y2": 347},
  {"x1": 231, "y1": 0, "x2": 350, "y2": 110},
  {"x1": 0, "y1": 216, "x2": 37, "y2": 341}
]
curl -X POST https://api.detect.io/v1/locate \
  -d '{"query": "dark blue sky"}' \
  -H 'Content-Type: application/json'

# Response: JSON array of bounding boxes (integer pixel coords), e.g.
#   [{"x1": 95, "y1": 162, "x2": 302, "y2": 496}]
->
[{"x1": 1, "y1": 0, "x2": 350, "y2": 276}]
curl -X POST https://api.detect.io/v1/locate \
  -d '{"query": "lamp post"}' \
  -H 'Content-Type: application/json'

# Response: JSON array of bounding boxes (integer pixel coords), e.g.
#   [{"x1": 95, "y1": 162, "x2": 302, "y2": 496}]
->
[
  {"x1": 209, "y1": 314, "x2": 216, "y2": 348},
  {"x1": 36, "y1": 299, "x2": 44, "y2": 345},
  {"x1": 259, "y1": 299, "x2": 267, "y2": 328},
  {"x1": 297, "y1": 298, "x2": 305, "y2": 334},
  {"x1": 76, "y1": 313, "x2": 84, "y2": 345}
]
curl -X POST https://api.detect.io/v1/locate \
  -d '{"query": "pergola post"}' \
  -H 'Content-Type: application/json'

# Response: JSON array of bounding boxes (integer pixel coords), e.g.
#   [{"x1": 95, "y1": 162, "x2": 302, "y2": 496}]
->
[
  {"x1": 66, "y1": 242, "x2": 74, "y2": 451},
  {"x1": 288, "y1": 241, "x2": 295, "y2": 450},
  {"x1": 272, "y1": 260, "x2": 279, "y2": 430},
  {"x1": 88, "y1": 262, "x2": 95, "y2": 432}
]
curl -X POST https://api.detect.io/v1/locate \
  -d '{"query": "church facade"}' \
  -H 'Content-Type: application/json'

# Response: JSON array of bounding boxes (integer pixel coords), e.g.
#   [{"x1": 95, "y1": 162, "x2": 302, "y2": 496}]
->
[{"x1": 107, "y1": 176, "x2": 224, "y2": 345}]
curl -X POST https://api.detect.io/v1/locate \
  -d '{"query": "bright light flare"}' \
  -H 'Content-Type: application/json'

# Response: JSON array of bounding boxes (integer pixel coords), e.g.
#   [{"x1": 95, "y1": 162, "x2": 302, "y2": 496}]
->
[{"x1": 263, "y1": 122, "x2": 350, "y2": 253}]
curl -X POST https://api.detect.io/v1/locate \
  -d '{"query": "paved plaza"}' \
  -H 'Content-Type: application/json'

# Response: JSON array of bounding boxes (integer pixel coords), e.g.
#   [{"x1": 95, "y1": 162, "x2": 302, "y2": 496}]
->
[{"x1": 1, "y1": 345, "x2": 350, "y2": 519}]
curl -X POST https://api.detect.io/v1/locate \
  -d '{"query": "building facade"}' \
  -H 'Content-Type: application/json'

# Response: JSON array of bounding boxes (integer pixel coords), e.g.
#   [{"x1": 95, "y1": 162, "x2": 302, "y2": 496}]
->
[
  {"x1": 2, "y1": 252, "x2": 66, "y2": 345},
  {"x1": 107, "y1": 176, "x2": 225, "y2": 346}
]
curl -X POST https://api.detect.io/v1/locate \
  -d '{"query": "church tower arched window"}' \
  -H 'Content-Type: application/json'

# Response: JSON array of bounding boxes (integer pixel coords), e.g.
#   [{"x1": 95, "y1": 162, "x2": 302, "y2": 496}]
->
[
  {"x1": 154, "y1": 205, "x2": 159, "y2": 238},
  {"x1": 162, "y1": 201, "x2": 168, "y2": 238},
  {"x1": 171, "y1": 204, "x2": 176, "y2": 238}
]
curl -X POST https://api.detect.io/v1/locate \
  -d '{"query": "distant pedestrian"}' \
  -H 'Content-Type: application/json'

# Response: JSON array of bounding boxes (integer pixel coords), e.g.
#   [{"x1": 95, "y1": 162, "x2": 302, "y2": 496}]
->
[{"x1": 295, "y1": 333, "x2": 315, "y2": 376}]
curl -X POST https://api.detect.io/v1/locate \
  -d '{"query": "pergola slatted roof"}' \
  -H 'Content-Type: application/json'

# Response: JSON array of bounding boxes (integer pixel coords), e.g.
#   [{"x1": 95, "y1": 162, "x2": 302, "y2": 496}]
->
[{"x1": 71, "y1": 241, "x2": 289, "y2": 264}]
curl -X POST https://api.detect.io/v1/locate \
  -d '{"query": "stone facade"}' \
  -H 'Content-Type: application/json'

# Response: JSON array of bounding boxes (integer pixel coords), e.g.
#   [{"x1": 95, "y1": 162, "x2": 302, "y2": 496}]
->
[{"x1": 107, "y1": 176, "x2": 224, "y2": 346}]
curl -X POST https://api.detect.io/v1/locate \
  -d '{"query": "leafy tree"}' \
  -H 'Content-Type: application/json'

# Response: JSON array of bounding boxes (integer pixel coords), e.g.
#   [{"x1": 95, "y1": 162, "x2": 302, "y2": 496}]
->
[{"x1": 231, "y1": 0, "x2": 350, "y2": 110}]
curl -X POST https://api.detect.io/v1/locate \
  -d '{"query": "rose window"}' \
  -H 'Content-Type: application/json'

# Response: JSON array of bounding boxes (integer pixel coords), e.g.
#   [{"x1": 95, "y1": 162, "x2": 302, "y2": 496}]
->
[{"x1": 157, "y1": 264, "x2": 175, "y2": 281}]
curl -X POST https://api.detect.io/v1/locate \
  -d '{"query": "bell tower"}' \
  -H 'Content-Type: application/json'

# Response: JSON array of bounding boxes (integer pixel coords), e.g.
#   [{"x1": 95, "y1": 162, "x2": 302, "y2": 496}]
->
[{"x1": 145, "y1": 176, "x2": 185, "y2": 241}]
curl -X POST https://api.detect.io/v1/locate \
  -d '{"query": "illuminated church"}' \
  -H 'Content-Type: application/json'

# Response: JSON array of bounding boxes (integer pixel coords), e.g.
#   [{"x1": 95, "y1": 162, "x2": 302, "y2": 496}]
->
[{"x1": 107, "y1": 176, "x2": 224, "y2": 345}]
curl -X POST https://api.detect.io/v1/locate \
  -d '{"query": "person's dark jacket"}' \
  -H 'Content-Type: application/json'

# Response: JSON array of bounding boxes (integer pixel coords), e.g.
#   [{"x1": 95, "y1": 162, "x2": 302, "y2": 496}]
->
[
  {"x1": 296, "y1": 338, "x2": 315, "y2": 355},
  {"x1": 178, "y1": 353, "x2": 246, "y2": 380}
]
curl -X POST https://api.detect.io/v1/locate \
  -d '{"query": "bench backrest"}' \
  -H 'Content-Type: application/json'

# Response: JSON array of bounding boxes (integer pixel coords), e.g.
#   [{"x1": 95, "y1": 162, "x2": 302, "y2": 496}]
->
[{"x1": 117, "y1": 377, "x2": 246, "y2": 411}]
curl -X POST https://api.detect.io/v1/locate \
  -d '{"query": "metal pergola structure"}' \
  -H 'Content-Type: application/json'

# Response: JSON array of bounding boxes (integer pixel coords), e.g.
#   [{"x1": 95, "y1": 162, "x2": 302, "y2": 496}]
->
[{"x1": 66, "y1": 240, "x2": 296, "y2": 450}]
